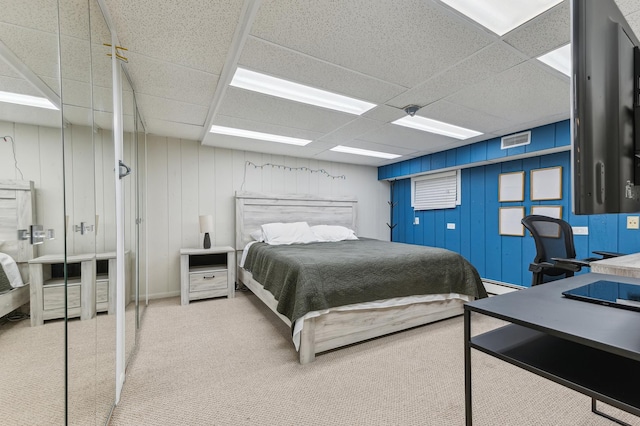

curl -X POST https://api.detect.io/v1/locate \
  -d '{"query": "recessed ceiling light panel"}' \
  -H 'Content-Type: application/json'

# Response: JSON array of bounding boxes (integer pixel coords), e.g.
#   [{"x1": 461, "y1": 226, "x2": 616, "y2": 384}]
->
[
  {"x1": 0, "y1": 90, "x2": 58, "y2": 110},
  {"x1": 330, "y1": 145, "x2": 402, "y2": 159},
  {"x1": 440, "y1": 0, "x2": 563, "y2": 36},
  {"x1": 230, "y1": 68, "x2": 376, "y2": 115},
  {"x1": 537, "y1": 44, "x2": 571, "y2": 76},
  {"x1": 209, "y1": 125, "x2": 311, "y2": 146},
  {"x1": 392, "y1": 115, "x2": 482, "y2": 140}
]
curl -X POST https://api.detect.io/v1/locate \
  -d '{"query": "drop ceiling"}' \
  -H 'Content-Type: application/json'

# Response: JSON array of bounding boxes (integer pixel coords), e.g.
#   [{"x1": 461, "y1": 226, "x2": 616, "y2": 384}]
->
[{"x1": 4, "y1": 0, "x2": 640, "y2": 167}]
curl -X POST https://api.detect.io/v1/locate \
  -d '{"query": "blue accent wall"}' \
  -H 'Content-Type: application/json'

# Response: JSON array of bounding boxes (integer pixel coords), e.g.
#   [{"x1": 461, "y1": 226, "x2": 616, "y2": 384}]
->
[{"x1": 379, "y1": 120, "x2": 640, "y2": 287}]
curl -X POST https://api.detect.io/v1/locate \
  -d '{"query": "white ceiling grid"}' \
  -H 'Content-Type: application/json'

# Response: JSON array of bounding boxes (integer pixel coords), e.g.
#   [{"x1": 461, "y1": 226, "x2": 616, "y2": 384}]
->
[{"x1": 4, "y1": 0, "x2": 640, "y2": 166}]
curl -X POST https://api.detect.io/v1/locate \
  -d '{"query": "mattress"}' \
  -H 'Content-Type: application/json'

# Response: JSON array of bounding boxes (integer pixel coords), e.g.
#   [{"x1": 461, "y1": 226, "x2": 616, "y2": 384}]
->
[{"x1": 241, "y1": 238, "x2": 486, "y2": 328}]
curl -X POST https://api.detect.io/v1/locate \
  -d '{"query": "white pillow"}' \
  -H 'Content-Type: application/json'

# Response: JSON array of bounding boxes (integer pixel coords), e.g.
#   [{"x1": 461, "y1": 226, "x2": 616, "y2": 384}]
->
[
  {"x1": 261, "y1": 222, "x2": 320, "y2": 245},
  {"x1": 0, "y1": 253, "x2": 25, "y2": 288},
  {"x1": 310, "y1": 225, "x2": 358, "y2": 242},
  {"x1": 249, "y1": 229, "x2": 264, "y2": 242}
]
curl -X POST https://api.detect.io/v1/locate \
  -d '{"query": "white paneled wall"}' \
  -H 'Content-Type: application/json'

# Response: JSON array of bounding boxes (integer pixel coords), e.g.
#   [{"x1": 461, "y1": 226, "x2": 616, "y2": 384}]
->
[
  {"x1": 0, "y1": 120, "x2": 136, "y2": 258},
  {"x1": 146, "y1": 135, "x2": 390, "y2": 299}
]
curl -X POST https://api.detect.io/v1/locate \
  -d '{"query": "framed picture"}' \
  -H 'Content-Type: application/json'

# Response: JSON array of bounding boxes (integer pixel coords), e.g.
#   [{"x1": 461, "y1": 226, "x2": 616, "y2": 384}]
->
[
  {"x1": 498, "y1": 171, "x2": 525, "y2": 202},
  {"x1": 531, "y1": 166, "x2": 562, "y2": 201},
  {"x1": 499, "y1": 206, "x2": 525, "y2": 236},
  {"x1": 531, "y1": 205, "x2": 562, "y2": 219}
]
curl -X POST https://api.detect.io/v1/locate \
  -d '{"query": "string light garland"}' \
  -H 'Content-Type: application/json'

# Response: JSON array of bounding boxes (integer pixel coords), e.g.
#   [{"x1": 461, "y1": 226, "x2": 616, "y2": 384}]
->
[{"x1": 241, "y1": 161, "x2": 346, "y2": 190}]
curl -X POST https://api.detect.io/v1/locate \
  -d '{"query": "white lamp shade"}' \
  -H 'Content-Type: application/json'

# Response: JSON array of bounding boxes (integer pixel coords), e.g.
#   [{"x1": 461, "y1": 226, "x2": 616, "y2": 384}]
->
[{"x1": 199, "y1": 215, "x2": 214, "y2": 233}]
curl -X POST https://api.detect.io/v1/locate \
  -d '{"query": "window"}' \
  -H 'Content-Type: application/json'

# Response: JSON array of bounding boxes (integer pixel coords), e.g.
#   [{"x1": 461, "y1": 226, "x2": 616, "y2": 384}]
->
[{"x1": 411, "y1": 170, "x2": 461, "y2": 210}]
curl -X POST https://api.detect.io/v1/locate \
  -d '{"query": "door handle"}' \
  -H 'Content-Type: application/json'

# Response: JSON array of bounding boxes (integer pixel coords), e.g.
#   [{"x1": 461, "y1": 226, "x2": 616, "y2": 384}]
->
[{"x1": 119, "y1": 160, "x2": 131, "y2": 179}]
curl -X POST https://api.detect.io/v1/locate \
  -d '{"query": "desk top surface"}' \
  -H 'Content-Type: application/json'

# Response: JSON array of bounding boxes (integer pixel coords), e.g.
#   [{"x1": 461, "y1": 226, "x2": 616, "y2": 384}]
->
[
  {"x1": 591, "y1": 252, "x2": 640, "y2": 278},
  {"x1": 467, "y1": 273, "x2": 640, "y2": 360}
]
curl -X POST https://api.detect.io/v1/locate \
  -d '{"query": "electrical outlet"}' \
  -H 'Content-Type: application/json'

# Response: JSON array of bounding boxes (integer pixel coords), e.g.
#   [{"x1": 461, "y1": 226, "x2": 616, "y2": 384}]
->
[
  {"x1": 627, "y1": 216, "x2": 639, "y2": 229},
  {"x1": 572, "y1": 226, "x2": 589, "y2": 235},
  {"x1": 413, "y1": 217, "x2": 419, "y2": 225}
]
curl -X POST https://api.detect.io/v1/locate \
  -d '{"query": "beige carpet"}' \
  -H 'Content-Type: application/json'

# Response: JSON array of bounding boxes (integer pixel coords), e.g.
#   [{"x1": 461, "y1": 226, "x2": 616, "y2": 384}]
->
[
  {"x1": 0, "y1": 305, "x2": 137, "y2": 425},
  {"x1": 110, "y1": 292, "x2": 639, "y2": 425}
]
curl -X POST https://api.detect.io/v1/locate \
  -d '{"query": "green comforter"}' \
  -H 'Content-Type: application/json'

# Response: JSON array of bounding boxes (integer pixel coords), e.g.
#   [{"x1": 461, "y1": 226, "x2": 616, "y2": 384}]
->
[{"x1": 243, "y1": 239, "x2": 487, "y2": 326}]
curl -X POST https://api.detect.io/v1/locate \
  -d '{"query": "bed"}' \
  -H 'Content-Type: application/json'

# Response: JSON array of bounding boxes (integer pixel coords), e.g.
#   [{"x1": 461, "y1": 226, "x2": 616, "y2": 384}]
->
[
  {"x1": 235, "y1": 192, "x2": 487, "y2": 364},
  {"x1": 0, "y1": 180, "x2": 36, "y2": 318}
]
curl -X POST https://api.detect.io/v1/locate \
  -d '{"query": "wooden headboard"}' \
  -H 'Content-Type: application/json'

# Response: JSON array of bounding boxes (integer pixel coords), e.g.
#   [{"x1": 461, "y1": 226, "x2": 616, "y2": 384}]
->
[
  {"x1": 235, "y1": 192, "x2": 358, "y2": 250},
  {"x1": 0, "y1": 180, "x2": 36, "y2": 281}
]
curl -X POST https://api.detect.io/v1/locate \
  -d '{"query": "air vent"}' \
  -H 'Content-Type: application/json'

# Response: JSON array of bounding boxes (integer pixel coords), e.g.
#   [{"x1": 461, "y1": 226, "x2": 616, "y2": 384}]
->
[{"x1": 501, "y1": 131, "x2": 531, "y2": 149}]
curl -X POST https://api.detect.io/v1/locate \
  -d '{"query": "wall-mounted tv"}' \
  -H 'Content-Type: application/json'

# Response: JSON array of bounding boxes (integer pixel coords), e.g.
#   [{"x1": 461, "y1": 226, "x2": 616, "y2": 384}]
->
[{"x1": 571, "y1": 0, "x2": 640, "y2": 214}]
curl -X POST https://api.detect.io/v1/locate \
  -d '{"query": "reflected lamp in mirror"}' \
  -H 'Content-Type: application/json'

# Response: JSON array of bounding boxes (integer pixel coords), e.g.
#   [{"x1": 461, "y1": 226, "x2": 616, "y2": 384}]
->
[{"x1": 199, "y1": 215, "x2": 213, "y2": 249}]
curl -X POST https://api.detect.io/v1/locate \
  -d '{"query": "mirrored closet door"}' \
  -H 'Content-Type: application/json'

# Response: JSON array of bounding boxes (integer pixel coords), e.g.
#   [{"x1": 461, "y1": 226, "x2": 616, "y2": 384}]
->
[
  {"x1": 0, "y1": 0, "x2": 147, "y2": 423},
  {"x1": 0, "y1": 0, "x2": 67, "y2": 423}
]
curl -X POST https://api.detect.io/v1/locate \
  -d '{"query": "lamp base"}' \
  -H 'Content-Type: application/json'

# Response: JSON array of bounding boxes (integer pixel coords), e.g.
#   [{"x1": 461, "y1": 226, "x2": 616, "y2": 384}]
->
[{"x1": 203, "y1": 232, "x2": 211, "y2": 249}]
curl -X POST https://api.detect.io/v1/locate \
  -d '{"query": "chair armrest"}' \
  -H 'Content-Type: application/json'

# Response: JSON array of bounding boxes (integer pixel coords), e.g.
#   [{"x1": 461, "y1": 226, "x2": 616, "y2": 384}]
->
[
  {"x1": 592, "y1": 250, "x2": 625, "y2": 259},
  {"x1": 528, "y1": 262, "x2": 554, "y2": 273},
  {"x1": 550, "y1": 257, "x2": 588, "y2": 271}
]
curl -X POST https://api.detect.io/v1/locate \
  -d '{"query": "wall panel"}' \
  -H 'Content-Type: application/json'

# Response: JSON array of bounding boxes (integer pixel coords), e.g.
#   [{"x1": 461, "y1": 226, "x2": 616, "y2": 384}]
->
[{"x1": 388, "y1": 121, "x2": 640, "y2": 287}]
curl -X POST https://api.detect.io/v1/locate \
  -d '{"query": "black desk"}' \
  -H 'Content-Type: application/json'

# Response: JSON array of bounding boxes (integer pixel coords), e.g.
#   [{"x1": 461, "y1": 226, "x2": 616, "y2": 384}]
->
[{"x1": 464, "y1": 273, "x2": 640, "y2": 425}]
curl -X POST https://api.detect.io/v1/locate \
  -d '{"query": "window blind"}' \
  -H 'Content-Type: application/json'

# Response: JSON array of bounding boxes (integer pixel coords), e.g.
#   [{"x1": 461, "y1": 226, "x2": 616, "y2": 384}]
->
[{"x1": 411, "y1": 170, "x2": 460, "y2": 211}]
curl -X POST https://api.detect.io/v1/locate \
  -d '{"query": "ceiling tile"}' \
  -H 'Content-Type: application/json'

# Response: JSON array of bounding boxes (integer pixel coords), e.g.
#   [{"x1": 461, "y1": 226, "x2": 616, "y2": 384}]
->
[
  {"x1": 218, "y1": 86, "x2": 355, "y2": 133},
  {"x1": 315, "y1": 117, "x2": 385, "y2": 145},
  {"x1": 124, "y1": 52, "x2": 218, "y2": 106},
  {"x1": 212, "y1": 114, "x2": 324, "y2": 141},
  {"x1": 136, "y1": 93, "x2": 209, "y2": 126},
  {"x1": 104, "y1": 0, "x2": 245, "y2": 73},
  {"x1": 503, "y1": 0, "x2": 570, "y2": 57},
  {"x1": 251, "y1": 0, "x2": 494, "y2": 87},
  {"x1": 0, "y1": 0, "x2": 59, "y2": 34},
  {"x1": 145, "y1": 118, "x2": 203, "y2": 140},
  {"x1": 238, "y1": 37, "x2": 406, "y2": 104},
  {"x1": 446, "y1": 61, "x2": 569, "y2": 126},
  {"x1": 0, "y1": 23, "x2": 59, "y2": 80},
  {"x1": 417, "y1": 99, "x2": 515, "y2": 134},
  {"x1": 387, "y1": 41, "x2": 525, "y2": 109}
]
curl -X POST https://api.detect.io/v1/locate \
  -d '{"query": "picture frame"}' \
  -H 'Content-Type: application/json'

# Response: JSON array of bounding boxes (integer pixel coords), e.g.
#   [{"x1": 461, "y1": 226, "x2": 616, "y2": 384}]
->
[
  {"x1": 498, "y1": 171, "x2": 525, "y2": 202},
  {"x1": 531, "y1": 166, "x2": 562, "y2": 201},
  {"x1": 499, "y1": 206, "x2": 525, "y2": 236},
  {"x1": 530, "y1": 205, "x2": 562, "y2": 219}
]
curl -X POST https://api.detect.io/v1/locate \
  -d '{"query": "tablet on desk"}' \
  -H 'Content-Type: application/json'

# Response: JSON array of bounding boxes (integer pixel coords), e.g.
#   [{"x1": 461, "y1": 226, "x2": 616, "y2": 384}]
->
[{"x1": 562, "y1": 280, "x2": 640, "y2": 312}]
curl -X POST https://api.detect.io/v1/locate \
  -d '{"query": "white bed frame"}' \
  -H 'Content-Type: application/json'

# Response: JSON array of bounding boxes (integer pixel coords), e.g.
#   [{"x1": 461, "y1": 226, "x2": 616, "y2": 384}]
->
[
  {"x1": 0, "y1": 180, "x2": 35, "y2": 318},
  {"x1": 235, "y1": 191, "x2": 465, "y2": 364}
]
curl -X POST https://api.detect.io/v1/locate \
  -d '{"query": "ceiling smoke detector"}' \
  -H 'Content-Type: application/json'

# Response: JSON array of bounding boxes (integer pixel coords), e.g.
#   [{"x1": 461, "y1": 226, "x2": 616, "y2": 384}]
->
[{"x1": 403, "y1": 105, "x2": 421, "y2": 117}]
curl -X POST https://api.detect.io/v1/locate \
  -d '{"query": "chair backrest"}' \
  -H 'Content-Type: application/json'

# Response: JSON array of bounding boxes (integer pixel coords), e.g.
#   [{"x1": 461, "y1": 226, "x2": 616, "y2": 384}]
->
[{"x1": 521, "y1": 215, "x2": 576, "y2": 264}]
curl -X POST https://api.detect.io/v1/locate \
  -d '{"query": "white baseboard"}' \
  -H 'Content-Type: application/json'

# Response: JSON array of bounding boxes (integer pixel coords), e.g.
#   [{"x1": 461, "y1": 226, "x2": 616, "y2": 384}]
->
[
  {"x1": 482, "y1": 279, "x2": 526, "y2": 295},
  {"x1": 148, "y1": 290, "x2": 180, "y2": 300}
]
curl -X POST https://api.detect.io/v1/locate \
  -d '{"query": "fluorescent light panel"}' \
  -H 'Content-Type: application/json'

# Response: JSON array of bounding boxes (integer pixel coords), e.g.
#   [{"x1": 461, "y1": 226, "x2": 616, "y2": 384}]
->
[
  {"x1": 392, "y1": 116, "x2": 482, "y2": 140},
  {"x1": 209, "y1": 125, "x2": 311, "y2": 146},
  {"x1": 330, "y1": 145, "x2": 401, "y2": 159},
  {"x1": 537, "y1": 44, "x2": 571, "y2": 76},
  {"x1": 230, "y1": 68, "x2": 376, "y2": 115},
  {"x1": 440, "y1": 0, "x2": 563, "y2": 36},
  {"x1": 0, "y1": 90, "x2": 58, "y2": 110}
]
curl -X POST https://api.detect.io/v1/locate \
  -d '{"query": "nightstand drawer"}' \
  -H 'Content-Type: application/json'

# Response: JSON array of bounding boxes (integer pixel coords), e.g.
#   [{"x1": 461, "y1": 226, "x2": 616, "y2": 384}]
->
[
  {"x1": 189, "y1": 270, "x2": 228, "y2": 293},
  {"x1": 43, "y1": 284, "x2": 81, "y2": 311}
]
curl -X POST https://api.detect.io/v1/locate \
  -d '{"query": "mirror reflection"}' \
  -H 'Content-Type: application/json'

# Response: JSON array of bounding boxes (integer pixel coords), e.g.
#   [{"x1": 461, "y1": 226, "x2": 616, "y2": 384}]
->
[{"x1": 0, "y1": 0, "x2": 146, "y2": 423}]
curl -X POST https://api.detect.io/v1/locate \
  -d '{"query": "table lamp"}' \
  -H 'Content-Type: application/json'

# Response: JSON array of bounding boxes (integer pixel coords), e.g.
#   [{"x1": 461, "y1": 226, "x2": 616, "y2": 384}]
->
[{"x1": 199, "y1": 215, "x2": 213, "y2": 249}]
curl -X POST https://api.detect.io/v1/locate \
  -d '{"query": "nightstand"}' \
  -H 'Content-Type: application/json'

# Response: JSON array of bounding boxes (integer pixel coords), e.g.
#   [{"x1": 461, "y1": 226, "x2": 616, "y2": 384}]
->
[{"x1": 180, "y1": 246, "x2": 235, "y2": 305}]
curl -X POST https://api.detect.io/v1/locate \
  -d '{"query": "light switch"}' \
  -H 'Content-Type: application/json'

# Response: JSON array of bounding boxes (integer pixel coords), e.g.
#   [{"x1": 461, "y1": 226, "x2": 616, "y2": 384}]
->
[
  {"x1": 447, "y1": 223, "x2": 455, "y2": 230},
  {"x1": 413, "y1": 217, "x2": 419, "y2": 225}
]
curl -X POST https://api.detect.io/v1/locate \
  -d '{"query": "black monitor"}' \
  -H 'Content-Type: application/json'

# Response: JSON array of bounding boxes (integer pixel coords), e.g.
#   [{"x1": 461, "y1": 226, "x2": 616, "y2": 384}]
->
[{"x1": 571, "y1": 0, "x2": 640, "y2": 214}]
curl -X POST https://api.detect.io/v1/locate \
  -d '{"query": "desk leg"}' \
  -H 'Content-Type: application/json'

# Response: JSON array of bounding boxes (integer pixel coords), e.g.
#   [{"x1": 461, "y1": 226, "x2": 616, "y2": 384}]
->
[{"x1": 464, "y1": 308, "x2": 472, "y2": 426}]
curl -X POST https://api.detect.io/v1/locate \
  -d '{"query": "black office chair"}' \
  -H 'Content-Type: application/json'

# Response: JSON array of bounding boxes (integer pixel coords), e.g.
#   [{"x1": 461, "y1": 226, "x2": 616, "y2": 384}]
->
[{"x1": 521, "y1": 215, "x2": 622, "y2": 286}]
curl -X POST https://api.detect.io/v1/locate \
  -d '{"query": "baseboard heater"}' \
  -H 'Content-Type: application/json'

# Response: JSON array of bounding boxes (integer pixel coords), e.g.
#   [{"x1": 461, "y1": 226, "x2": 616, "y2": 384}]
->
[{"x1": 481, "y1": 279, "x2": 526, "y2": 295}]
